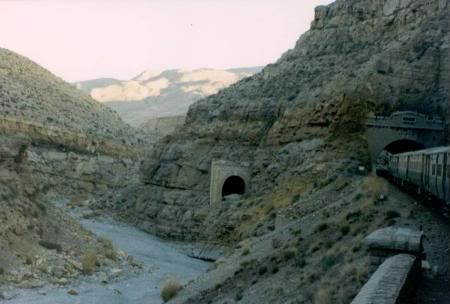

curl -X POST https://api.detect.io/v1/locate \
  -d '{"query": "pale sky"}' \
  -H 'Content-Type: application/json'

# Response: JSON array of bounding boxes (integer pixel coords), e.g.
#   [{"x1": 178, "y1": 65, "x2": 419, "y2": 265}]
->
[{"x1": 0, "y1": 0, "x2": 334, "y2": 82}]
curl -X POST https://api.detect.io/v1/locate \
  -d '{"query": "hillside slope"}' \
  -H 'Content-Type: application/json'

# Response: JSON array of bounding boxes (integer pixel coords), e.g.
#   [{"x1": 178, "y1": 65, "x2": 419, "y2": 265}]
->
[
  {"x1": 0, "y1": 48, "x2": 143, "y2": 287},
  {"x1": 0, "y1": 49, "x2": 140, "y2": 148},
  {"x1": 96, "y1": 0, "x2": 450, "y2": 303},
  {"x1": 76, "y1": 67, "x2": 262, "y2": 127}
]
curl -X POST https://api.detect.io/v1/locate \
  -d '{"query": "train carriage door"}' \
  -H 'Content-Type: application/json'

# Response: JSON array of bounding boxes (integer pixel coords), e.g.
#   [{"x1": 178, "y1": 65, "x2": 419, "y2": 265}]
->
[
  {"x1": 425, "y1": 155, "x2": 430, "y2": 190},
  {"x1": 420, "y1": 154, "x2": 425, "y2": 189},
  {"x1": 444, "y1": 152, "x2": 449, "y2": 204},
  {"x1": 436, "y1": 153, "x2": 442, "y2": 199}
]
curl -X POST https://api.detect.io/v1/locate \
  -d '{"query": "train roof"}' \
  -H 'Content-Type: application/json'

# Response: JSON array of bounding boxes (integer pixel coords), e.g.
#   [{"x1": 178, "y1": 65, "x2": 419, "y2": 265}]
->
[{"x1": 394, "y1": 146, "x2": 450, "y2": 157}]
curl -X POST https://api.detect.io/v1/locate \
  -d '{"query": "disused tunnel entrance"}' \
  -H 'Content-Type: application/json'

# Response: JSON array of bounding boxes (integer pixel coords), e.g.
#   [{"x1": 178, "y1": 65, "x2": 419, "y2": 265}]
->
[
  {"x1": 222, "y1": 176, "x2": 246, "y2": 197},
  {"x1": 383, "y1": 139, "x2": 426, "y2": 155}
]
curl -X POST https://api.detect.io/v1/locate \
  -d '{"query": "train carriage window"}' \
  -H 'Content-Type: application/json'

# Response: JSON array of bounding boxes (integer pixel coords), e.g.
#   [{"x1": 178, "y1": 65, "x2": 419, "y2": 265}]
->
[
  {"x1": 432, "y1": 164, "x2": 436, "y2": 175},
  {"x1": 437, "y1": 164, "x2": 443, "y2": 176}
]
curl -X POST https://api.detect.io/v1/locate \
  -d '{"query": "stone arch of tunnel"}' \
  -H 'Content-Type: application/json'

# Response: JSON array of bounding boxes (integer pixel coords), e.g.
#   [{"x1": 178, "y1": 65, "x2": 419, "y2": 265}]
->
[
  {"x1": 210, "y1": 160, "x2": 251, "y2": 205},
  {"x1": 222, "y1": 175, "x2": 246, "y2": 197},
  {"x1": 366, "y1": 112, "x2": 446, "y2": 165}
]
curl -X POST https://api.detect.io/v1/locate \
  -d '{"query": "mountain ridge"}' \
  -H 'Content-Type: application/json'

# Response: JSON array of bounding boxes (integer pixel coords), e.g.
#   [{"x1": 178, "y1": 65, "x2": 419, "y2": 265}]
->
[{"x1": 75, "y1": 67, "x2": 263, "y2": 127}]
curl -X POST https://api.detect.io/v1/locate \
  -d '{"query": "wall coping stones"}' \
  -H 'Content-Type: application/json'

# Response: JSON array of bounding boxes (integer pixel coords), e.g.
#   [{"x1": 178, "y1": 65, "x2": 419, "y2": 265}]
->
[
  {"x1": 351, "y1": 254, "x2": 420, "y2": 304},
  {"x1": 365, "y1": 227, "x2": 423, "y2": 253}
]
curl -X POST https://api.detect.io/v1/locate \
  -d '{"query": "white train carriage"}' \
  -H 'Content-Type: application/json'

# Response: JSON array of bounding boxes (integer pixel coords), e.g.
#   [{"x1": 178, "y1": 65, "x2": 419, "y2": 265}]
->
[{"x1": 388, "y1": 147, "x2": 450, "y2": 206}]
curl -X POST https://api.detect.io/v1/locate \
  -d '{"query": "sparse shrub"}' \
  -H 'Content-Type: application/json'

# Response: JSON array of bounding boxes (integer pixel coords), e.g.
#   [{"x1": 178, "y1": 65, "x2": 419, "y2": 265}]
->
[
  {"x1": 314, "y1": 223, "x2": 329, "y2": 233},
  {"x1": 291, "y1": 194, "x2": 300, "y2": 204},
  {"x1": 36, "y1": 202, "x2": 47, "y2": 213},
  {"x1": 99, "y1": 237, "x2": 117, "y2": 261},
  {"x1": 340, "y1": 225, "x2": 350, "y2": 236},
  {"x1": 234, "y1": 289, "x2": 244, "y2": 301},
  {"x1": 258, "y1": 266, "x2": 268, "y2": 275},
  {"x1": 355, "y1": 193, "x2": 364, "y2": 201},
  {"x1": 283, "y1": 250, "x2": 296, "y2": 261},
  {"x1": 346, "y1": 210, "x2": 362, "y2": 223},
  {"x1": 294, "y1": 256, "x2": 306, "y2": 268},
  {"x1": 161, "y1": 278, "x2": 182, "y2": 302},
  {"x1": 272, "y1": 266, "x2": 279, "y2": 274},
  {"x1": 14, "y1": 144, "x2": 27, "y2": 163},
  {"x1": 292, "y1": 228, "x2": 302, "y2": 236},
  {"x1": 271, "y1": 237, "x2": 282, "y2": 249},
  {"x1": 0, "y1": 267, "x2": 4, "y2": 275},
  {"x1": 386, "y1": 210, "x2": 401, "y2": 219},
  {"x1": 321, "y1": 254, "x2": 342, "y2": 272},
  {"x1": 81, "y1": 251, "x2": 98, "y2": 274},
  {"x1": 242, "y1": 248, "x2": 250, "y2": 256},
  {"x1": 25, "y1": 255, "x2": 33, "y2": 265}
]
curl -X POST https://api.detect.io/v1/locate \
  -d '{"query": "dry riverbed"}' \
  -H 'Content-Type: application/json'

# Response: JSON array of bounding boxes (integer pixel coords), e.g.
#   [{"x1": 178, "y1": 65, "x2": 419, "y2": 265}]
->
[{"x1": 0, "y1": 198, "x2": 210, "y2": 304}]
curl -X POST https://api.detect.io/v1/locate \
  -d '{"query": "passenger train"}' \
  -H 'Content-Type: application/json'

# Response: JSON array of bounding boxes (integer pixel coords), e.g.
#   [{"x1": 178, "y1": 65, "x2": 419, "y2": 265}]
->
[{"x1": 379, "y1": 147, "x2": 450, "y2": 208}]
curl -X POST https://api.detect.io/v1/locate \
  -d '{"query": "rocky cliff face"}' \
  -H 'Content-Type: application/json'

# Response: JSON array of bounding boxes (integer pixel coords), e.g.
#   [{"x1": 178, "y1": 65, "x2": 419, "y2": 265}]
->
[
  {"x1": 96, "y1": 0, "x2": 449, "y2": 302},
  {"x1": 76, "y1": 68, "x2": 262, "y2": 127}
]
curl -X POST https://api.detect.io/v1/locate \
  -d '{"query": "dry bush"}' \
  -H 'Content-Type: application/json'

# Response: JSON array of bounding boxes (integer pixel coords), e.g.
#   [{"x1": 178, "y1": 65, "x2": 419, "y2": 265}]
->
[
  {"x1": 161, "y1": 278, "x2": 182, "y2": 302},
  {"x1": 314, "y1": 285, "x2": 334, "y2": 304},
  {"x1": 81, "y1": 251, "x2": 97, "y2": 274},
  {"x1": 98, "y1": 237, "x2": 117, "y2": 261}
]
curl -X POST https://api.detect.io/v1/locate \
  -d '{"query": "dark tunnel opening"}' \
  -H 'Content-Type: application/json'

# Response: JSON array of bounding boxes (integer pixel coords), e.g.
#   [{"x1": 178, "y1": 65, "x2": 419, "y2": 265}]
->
[
  {"x1": 222, "y1": 176, "x2": 246, "y2": 197},
  {"x1": 383, "y1": 139, "x2": 426, "y2": 155},
  {"x1": 376, "y1": 139, "x2": 426, "y2": 176}
]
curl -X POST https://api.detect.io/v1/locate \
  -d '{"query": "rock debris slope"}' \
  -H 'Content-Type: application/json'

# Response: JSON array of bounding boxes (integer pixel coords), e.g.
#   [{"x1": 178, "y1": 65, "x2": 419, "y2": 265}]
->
[{"x1": 96, "y1": 0, "x2": 450, "y2": 303}]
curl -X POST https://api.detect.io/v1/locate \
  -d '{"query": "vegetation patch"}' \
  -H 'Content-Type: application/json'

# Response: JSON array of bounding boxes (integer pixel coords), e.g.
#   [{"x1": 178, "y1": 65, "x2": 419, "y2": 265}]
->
[{"x1": 161, "y1": 278, "x2": 182, "y2": 302}]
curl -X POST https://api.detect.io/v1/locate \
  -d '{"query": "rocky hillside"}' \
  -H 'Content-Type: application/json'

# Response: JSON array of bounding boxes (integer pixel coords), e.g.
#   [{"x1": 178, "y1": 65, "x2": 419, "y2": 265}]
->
[
  {"x1": 0, "y1": 49, "x2": 142, "y2": 151},
  {"x1": 96, "y1": 0, "x2": 450, "y2": 303},
  {"x1": 0, "y1": 48, "x2": 144, "y2": 288},
  {"x1": 75, "y1": 67, "x2": 262, "y2": 127}
]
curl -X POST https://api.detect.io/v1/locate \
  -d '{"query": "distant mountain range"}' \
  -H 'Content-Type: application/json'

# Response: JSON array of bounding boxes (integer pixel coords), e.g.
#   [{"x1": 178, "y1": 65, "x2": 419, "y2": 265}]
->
[{"x1": 75, "y1": 67, "x2": 263, "y2": 127}]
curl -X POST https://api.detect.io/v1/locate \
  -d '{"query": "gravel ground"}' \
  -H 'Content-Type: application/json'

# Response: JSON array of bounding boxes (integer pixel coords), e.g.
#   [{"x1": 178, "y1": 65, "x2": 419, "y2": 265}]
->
[
  {"x1": 387, "y1": 188, "x2": 450, "y2": 304},
  {"x1": 412, "y1": 209, "x2": 450, "y2": 304}
]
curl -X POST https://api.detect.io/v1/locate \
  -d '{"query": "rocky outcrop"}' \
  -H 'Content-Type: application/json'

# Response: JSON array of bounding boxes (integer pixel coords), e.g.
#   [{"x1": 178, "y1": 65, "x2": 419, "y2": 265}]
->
[{"x1": 140, "y1": 115, "x2": 186, "y2": 140}]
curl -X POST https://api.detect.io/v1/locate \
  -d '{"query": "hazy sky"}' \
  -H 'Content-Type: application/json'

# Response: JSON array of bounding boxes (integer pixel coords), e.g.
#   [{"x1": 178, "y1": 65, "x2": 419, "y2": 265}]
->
[{"x1": 0, "y1": 0, "x2": 334, "y2": 82}]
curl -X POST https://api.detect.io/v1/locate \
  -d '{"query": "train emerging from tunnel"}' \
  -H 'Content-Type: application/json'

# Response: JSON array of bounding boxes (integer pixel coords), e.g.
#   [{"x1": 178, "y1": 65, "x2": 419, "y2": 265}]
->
[{"x1": 378, "y1": 147, "x2": 450, "y2": 208}]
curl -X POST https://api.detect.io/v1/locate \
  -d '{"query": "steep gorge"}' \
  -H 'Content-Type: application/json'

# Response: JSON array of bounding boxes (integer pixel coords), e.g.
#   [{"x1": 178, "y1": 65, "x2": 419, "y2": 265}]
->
[{"x1": 95, "y1": 0, "x2": 450, "y2": 302}]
